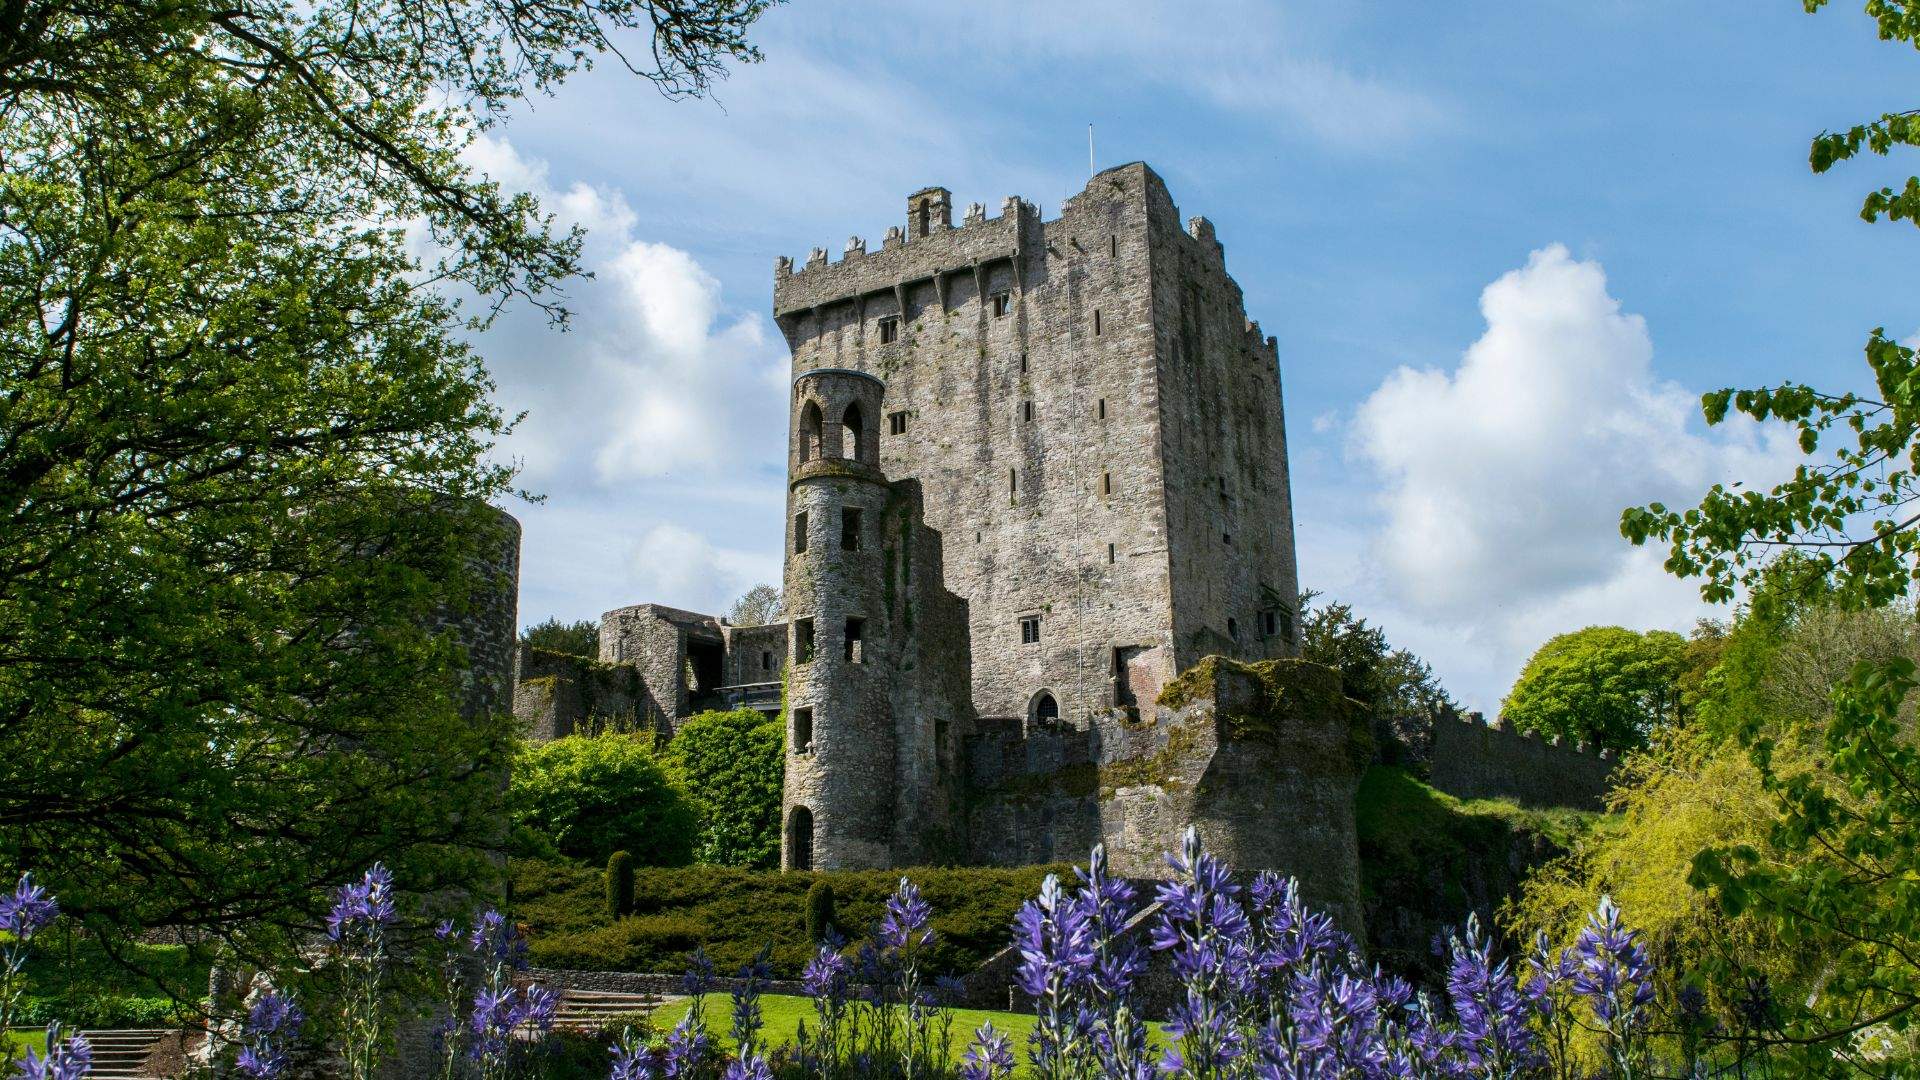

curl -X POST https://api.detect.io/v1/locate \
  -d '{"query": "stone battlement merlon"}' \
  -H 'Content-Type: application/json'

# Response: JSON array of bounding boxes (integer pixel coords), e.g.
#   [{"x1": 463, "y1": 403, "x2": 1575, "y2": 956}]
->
[
  {"x1": 1456, "y1": 709, "x2": 1615, "y2": 761},
  {"x1": 773, "y1": 193, "x2": 1032, "y2": 318}
]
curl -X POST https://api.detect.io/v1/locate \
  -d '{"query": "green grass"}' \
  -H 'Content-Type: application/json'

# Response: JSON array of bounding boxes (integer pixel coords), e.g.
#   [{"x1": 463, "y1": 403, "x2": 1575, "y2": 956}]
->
[
  {"x1": 5, "y1": 1027, "x2": 48, "y2": 1057},
  {"x1": 649, "y1": 994, "x2": 1168, "y2": 1071}
]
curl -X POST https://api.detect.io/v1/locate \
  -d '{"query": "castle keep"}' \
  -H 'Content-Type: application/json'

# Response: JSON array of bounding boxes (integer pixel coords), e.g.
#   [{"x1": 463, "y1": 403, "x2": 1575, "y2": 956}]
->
[{"x1": 512, "y1": 163, "x2": 1615, "y2": 927}]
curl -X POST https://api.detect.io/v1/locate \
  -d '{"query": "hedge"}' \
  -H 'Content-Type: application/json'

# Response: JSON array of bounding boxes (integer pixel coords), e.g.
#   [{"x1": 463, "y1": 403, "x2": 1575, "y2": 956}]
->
[{"x1": 513, "y1": 859, "x2": 1070, "y2": 978}]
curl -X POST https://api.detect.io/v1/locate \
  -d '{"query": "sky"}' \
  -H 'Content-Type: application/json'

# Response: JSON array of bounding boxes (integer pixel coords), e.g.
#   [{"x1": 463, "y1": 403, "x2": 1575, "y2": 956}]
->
[{"x1": 469, "y1": 1, "x2": 1918, "y2": 712}]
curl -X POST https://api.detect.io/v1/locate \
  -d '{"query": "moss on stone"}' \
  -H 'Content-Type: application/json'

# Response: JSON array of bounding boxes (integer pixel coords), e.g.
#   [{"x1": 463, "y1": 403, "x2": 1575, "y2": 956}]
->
[
  {"x1": 1157, "y1": 655, "x2": 1373, "y2": 770},
  {"x1": 1097, "y1": 721, "x2": 1203, "y2": 796}
]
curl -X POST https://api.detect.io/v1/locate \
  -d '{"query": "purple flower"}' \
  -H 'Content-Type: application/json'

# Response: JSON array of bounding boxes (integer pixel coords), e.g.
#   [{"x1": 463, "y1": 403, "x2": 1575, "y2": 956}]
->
[
  {"x1": 434, "y1": 918, "x2": 456, "y2": 941},
  {"x1": 16, "y1": 1024, "x2": 91, "y2": 1080},
  {"x1": 1571, "y1": 894, "x2": 1654, "y2": 1029},
  {"x1": 235, "y1": 990, "x2": 304, "y2": 1079},
  {"x1": 662, "y1": 1012, "x2": 709, "y2": 1080},
  {"x1": 722, "y1": 1053, "x2": 772, "y2": 1080},
  {"x1": 878, "y1": 877, "x2": 931, "y2": 951},
  {"x1": 682, "y1": 948, "x2": 715, "y2": 997},
  {"x1": 608, "y1": 1032, "x2": 657, "y2": 1080},
  {"x1": 0, "y1": 873, "x2": 58, "y2": 939},
  {"x1": 467, "y1": 909, "x2": 529, "y2": 971},
  {"x1": 326, "y1": 863, "x2": 396, "y2": 943},
  {"x1": 959, "y1": 1021, "x2": 1016, "y2": 1080},
  {"x1": 1445, "y1": 914, "x2": 1539, "y2": 1074},
  {"x1": 801, "y1": 942, "x2": 851, "y2": 1002}
]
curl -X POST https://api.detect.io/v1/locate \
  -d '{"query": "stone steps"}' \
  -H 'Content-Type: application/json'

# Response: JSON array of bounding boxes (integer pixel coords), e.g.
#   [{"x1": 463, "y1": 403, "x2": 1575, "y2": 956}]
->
[
  {"x1": 545, "y1": 988, "x2": 668, "y2": 1035},
  {"x1": 77, "y1": 1029, "x2": 173, "y2": 1079}
]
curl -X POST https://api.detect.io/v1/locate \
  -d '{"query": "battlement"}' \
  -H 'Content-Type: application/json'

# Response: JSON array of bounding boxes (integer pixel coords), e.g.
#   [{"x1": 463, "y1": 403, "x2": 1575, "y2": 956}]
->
[
  {"x1": 773, "y1": 191, "x2": 1031, "y2": 317},
  {"x1": 1427, "y1": 708, "x2": 1617, "y2": 809}
]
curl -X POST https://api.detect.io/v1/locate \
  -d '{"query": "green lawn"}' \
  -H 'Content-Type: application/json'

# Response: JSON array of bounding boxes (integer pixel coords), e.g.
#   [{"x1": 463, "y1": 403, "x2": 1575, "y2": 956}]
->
[
  {"x1": 651, "y1": 993, "x2": 1168, "y2": 1070},
  {"x1": 4, "y1": 1027, "x2": 48, "y2": 1058}
]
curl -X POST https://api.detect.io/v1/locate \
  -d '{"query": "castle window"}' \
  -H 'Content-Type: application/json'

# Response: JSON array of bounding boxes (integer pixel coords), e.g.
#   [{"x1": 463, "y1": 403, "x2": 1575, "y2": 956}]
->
[
  {"x1": 888, "y1": 410, "x2": 908, "y2": 435},
  {"x1": 1009, "y1": 469, "x2": 1017, "y2": 498},
  {"x1": 844, "y1": 617, "x2": 865, "y2": 663},
  {"x1": 792, "y1": 707, "x2": 813, "y2": 753},
  {"x1": 1020, "y1": 352, "x2": 1028, "y2": 373},
  {"x1": 1098, "y1": 398, "x2": 1107, "y2": 420},
  {"x1": 1109, "y1": 234, "x2": 1118, "y2": 258},
  {"x1": 787, "y1": 806, "x2": 814, "y2": 871},
  {"x1": 1033, "y1": 692, "x2": 1059, "y2": 725},
  {"x1": 1101, "y1": 472, "x2": 1112, "y2": 496},
  {"x1": 762, "y1": 650, "x2": 772, "y2": 671},
  {"x1": 841, "y1": 401, "x2": 866, "y2": 462},
  {"x1": 841, "y1": 507, "x2": 862, "y2": 551},
  {"x1": 1228, "y1": 618, "x2": 1239, "y2": 642},
  {"x1": 794, "y1": 511, "x2": 808, "y2": 554},
  {"x1": 1260, "y1": 609, "x2": 1279, "y2": 638},
  {"x1": 798, "y1": 400, "x2": 823, "y2": 462},
  {"x1": 1022, "y1": 401, "x2": 1035, "y2": 423},
  {"x1": 916, "y1": 202, "x2": 930, "y2": 238},
  {"x1": 1019, "y1": 615, "x2": 1040, "y2": 645},
  {"x1": 795, "y1": 618, "x2": 815, "y2": 664},
  {"x1": 1107, "y1": 543, "x2": 1116, "y2": 564},
  {"x1": 991, "y1": 292, "x2": 1011, "y2": 318},
  {"x1": 878, "y1": 316, "x2": 900, "y2": 344},
  {"x1": 1223, "y1": 532, "x2": 1232, "y2": 546},
  {"x1": 1093, "y1": 309, "x2": 1102, "y2": 335}
]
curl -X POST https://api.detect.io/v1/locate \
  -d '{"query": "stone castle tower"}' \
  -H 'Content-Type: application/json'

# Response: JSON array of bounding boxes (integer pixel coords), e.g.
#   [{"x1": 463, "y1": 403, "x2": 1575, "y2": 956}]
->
[{"x1": 773, "y1": 163, "x2": 1304, "y2": 872}]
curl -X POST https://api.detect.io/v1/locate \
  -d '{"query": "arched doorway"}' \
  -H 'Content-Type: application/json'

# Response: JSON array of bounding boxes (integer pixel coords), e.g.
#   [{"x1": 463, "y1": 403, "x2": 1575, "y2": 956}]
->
[
  {"x1": 788, "y1": 805, "x2": 815, "y2": 871},
  {"x1": 1031, "y1": 691, "x2": 1059, "y2": 726}
]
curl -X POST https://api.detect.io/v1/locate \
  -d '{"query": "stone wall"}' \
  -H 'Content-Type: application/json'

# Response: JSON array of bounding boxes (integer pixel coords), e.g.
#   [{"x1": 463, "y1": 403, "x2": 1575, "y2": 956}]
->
[
  {"x1": 511, "y1": 643, "x2": 656, "y2": 740},
  {"x1": 1428, "y1": 710, "x2": 1616, "y2": 810}
]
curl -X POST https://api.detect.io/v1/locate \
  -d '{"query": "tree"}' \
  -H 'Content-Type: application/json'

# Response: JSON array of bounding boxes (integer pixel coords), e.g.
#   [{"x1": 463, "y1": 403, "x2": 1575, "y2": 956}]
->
[
  {"x1": 521, "y1": 618, "x2": 600, "y2": 658},
  {"x1": 1615, "y1": 5, "x2": 1920, "y2": 1062},
  {"x1": 670, "y1": 709, "x2": 783, "y2": 867},
  {"x1": 0, "y1": 0, "x2": 771, "y2": 974},
  {"x1": 1300, "y1": 595, "x2": 1456, "y2": 768},
  {"x1": 510, "y1": 735, "x2": 697, "y2": 867},
  {"x1": 726, "y1": 584, "x2": 783, "y2": 626},
  {"x1": 1501, "y1": 627, "x2": 1688, "y2": 752}
]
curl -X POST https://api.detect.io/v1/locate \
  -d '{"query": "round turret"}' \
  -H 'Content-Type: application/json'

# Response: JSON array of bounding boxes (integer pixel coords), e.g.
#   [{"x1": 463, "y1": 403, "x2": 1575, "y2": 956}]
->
[{"x1": 782, "y1": 368, "x2": 894, "y2": 870}]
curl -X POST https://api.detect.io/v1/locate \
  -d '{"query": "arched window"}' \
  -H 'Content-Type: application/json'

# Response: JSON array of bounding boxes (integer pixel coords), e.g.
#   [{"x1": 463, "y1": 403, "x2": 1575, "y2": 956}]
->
[
  {"x1": 798, "y1": 401, "x2": 823, "y2": 463},
  {"x1": 1032, "y1": 691, "x2": 1059, "y2": 726},
  {"x1": 841, "y1": 401, "x2": 865, "y2": 463},
  {"x1": 788, "y1": 806, "x2": 815, "y2": 871}
]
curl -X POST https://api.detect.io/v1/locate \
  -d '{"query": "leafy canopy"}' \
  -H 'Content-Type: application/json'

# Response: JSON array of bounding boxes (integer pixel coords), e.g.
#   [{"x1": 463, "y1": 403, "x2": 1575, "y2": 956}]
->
[
  {"x1": 1501, "y1": 627, "x2": 1688, "y2": 752},
  {"x1": 0, "y1": 0, "x2": 771, "y2": 969},
  {"x1": 1300, "y1": 593, "x2": 1455, "y2": 768},
  {"x1": 670, "y1": 708, "x2": 784, "y2": 868},
  {"x1": 511, "y1": 735, "x2": 698, "y2": 867},
  {"x1": 726, "y1": 584, "x2": 783, "y2": 627},
  {"x1": 521, "y1": 617, "x2": 601, "y2": 659}
]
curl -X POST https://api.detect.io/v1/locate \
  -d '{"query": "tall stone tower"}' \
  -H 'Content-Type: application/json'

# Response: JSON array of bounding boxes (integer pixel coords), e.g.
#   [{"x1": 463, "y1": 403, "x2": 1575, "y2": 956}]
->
[{"x1": 774, "y1": 163, "x2": 1305, "y2": 873}]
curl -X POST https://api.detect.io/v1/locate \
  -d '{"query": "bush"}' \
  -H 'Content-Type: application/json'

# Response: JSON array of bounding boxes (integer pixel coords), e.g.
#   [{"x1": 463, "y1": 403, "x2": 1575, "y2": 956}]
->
[
  {"x1": 520, "y1": 617, "x2": 599, "y2": 659},
  {"x1": 669, "y1": 709, "x2": 784, "y2": 868},
  {"x1": 511, "y1": 735, "x2": 698, "y2": 866},
  {"x1": 804, "y1": 880, "x2": 836, "y2": 943},
  {"x1": 512, "y1": 859, "x2": 1068, "y2": 977},
  {"x1": 606, "y1": 850, "x2": 635, "y2": 919}
]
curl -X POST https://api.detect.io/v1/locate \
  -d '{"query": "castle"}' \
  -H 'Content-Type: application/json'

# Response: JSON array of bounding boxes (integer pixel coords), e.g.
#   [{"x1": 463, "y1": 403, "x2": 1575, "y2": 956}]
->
[{"x1": 511, "y1": 164, "x2": 1616, "y2": 928}]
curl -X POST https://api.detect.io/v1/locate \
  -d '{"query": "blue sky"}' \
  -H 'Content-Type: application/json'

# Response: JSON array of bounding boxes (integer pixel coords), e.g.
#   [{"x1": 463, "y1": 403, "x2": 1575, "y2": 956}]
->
[{"x1": 471, "y1": 1, "x2": 1917, "y2": 710}]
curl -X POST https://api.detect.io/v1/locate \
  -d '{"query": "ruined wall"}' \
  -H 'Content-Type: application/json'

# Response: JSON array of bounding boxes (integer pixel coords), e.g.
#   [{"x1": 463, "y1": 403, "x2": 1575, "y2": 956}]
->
[
  {"x1": 510, "y1": 643, "x2": 654, "y2": 741},
  {"x1": 724, "y1": 623, "x2": 788, "y2": 688},
  {"x1": 1428, "y1": 711, "x2": 1616, "y2": 810},
  {"x1": 963, "y1": 657, "x2": 1368, "y2": 934},
  {"x1": 598, "y1": 603, "x2": 721, "y2": 733}
]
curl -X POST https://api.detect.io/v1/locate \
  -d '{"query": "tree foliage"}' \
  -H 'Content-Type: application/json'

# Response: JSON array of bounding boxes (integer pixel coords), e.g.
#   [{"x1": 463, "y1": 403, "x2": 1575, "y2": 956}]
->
[
  {"x1": 510, "y1": 735, "x2": 697, "y2": 867},
  {"x1": 0, "y1": 0, "x2": 770, "y2": 972},
  {"x1": 726, "y1": 584, "x2": 783, "y2": 627},
  {"x1": 670, "y1": 708, "x2": 783, "y2": 868},
  {"x1": 521, "y1": 617, "x2": 600, "y2": 658},
  {"x1": 1502, "y1": 627, "x2": 1690, "y2": 752},
  {"x1": 1300, "y1": 594, "x2": 1455, "y2": 768}
]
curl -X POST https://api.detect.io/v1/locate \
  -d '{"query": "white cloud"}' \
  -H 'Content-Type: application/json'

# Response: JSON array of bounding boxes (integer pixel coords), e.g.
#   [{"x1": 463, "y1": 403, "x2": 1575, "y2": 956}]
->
[
  {"x1": 1337, "y1": 244, "x2": 1800, "y2": 708},
  {"x1": 629, "y1": 524, "x2": 782, "y2": 614},
  {"x1": 462, "y1": 135, "x2": 787, "y2": 490}
]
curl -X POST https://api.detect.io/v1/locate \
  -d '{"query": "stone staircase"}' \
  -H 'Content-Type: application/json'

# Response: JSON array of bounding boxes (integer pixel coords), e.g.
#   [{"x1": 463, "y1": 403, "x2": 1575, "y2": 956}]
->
[
  {"x1": 77, "y1": 1029, "x2": 171, "y2": 1079},
  {"x1": 546, "y1": 988, "x2": 670, "y2": 1035}
]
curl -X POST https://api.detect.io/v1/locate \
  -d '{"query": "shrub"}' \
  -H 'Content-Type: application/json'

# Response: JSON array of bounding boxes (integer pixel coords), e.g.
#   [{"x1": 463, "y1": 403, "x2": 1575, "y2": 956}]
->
[
  {"x1": 520, "y1": 617, "x2": 599, "y2": 658},
  {"x1": 511, "y1": 859, "x2": 1067, "y2": 977},
  {"x1": 606, "y1": 850, "x2": 635, "y2": 919},
  {"x1": 669, "y1": 709, "x2": 784, "y2": 867},
  {"x1": 511, "y1": 734, "x2": 698, "y2": 866},
  {"x1": 804, "y1": 880, "x2": 836, "y2": 943}
]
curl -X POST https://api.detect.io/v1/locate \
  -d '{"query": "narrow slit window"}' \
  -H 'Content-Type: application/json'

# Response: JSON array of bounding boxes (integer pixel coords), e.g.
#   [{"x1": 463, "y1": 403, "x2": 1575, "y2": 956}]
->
[
  {"x1": 1109, "y1": 234, "x2": 1118, "y2": 258},
  {"x1": 991, "y1": 292, "x2": 1012, "y2": 318},
  {"x1": 1228, "y1": 618, "x2": 1239, "y2": 641},
  {"x1": 1260, "y1": 609, "x2": 1279, "y2": 638},
  {"x1": 1093, "y1": 309, "x2": 1102, "y2": 335},
  {"x1": 795, "y1": 618, "x2": 815, "y2": 664},
  {"x1": 844, "y1": 617, "x2": 865, "y2": 664},
  {"x1": 1022, "y1": 401, "x2": 1035, "y2": 423},
  {"x1": 792, "y1": 707, "x2": 813, "y2": 753},
  {"x1": 794, "y1": 511, "x2": 808, "y2": 554},
  {"x1": 1020, "y1": 352, "x2": 1029, "y2": 373},
  {"x1": 1107, "y1": 543, "x2": 1116, "y2": 564},
  {"x1": 878, "y1": 316, "x2": 900, "y2": 344},
  {"x1": 1097, "y1": 398, "x2": 1107, "y2": 420},
  {"x1": 888, "y1": 410, "x2": 908, "y2": 435},
  {"x1": 1009, "y1": 469, "x2": 1018, "y2": 497},
  {"x1": 841, "y1": 506, "x2": 862, "y2": 551},
  {"x1": 1223, "y1": 531, "x2": 1232, "y2": 546},
  {"x1": 1101, "y1": 472, "x2": 1112, "y2": 496},
  {"x1": 762, "y1": 650, "x2": 772, "y2": 671},
  {"x1": 1019, "y1": 615, "x2": 1041, "y2": 645}
]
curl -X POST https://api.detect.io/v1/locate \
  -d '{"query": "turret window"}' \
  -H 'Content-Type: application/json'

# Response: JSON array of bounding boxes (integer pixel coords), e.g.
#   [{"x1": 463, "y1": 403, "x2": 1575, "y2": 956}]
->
[
  {"x1": 841, "y1": 507, "x2": 862, "y2": 551},
  {"x1": 844, "y1": 617, "x2": 866, "y2": 664},
  {"x1": 795, "y1": 618, "x2": 815, "y2": 664},
  {"x1": 792, "y1": 708, "x2": 814, "y2": 753},
  {"x1": 794, "y1": 511, "x2": 808, "y2": 554}
]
